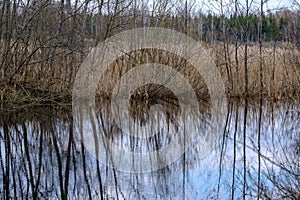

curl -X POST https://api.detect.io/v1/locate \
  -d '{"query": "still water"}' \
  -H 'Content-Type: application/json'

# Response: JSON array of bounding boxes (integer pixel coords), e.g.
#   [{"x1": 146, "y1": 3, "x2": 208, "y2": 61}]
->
[{"x1": 0, "y1": 99, "x2": 299, "y2": 199}]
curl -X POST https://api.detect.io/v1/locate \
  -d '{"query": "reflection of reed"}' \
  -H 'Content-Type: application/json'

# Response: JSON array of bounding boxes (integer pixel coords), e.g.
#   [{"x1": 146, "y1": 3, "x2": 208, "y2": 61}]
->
[
  {"x1": 94, "y1": 98, "x2": 211, "y2": 154},
  {"x1": 0, "y1": 100, "x2": 299, "y2": 199}
]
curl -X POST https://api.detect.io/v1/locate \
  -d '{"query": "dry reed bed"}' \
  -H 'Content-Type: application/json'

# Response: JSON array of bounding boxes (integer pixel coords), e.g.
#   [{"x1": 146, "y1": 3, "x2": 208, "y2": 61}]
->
[
  {"x1": 0, "y1": 42, "x2": 299, "y2": 110},
  {"x1": 97, "y1": 49, "x2": 209, "y2": 100},
  {"x1": 208, "y1": 43, "x2": 300, "y2": 99}
]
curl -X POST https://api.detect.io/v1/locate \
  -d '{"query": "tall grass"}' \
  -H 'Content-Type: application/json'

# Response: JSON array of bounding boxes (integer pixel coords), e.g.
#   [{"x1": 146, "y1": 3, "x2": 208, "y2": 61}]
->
[
  {"x1": 0, "y1": 42, "x2": 299, "y2": 110},
  {"x1": 211, "y1": 43, "x2": 300, "y2": 99}
]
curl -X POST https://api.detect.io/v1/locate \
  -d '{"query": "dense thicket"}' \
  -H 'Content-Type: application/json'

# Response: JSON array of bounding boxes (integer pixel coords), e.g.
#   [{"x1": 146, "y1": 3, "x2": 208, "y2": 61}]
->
[{"x1": 0, "y1": 0, "x2": 299, "y2": 106}]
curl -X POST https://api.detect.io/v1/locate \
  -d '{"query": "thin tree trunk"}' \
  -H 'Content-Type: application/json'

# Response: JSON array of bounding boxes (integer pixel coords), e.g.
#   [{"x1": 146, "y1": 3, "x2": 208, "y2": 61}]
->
[
  {"x1": 234, "y1": 0, "x2": 239, "y2": 95},
  {"x1": 221, "y1": 0, "x2": 232, "y2": 94},
  {"x1": 259, "y1": 0, "x2": 264, "y2": 93},
  {"x1": 244, "y1": 0, "x2": 249, "y2": 96}
]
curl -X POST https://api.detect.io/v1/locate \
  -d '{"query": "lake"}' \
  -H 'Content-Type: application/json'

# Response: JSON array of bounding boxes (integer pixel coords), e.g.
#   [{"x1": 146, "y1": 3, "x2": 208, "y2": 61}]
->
[{"x1": 0, "y1": 99, "x2": 299, "y2": 199}]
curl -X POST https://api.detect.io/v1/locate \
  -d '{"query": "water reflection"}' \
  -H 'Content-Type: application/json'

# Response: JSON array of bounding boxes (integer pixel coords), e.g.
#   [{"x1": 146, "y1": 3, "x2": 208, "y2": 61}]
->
[{"x1": 0, "y1": 100, "x2": 299, "y2": 199}]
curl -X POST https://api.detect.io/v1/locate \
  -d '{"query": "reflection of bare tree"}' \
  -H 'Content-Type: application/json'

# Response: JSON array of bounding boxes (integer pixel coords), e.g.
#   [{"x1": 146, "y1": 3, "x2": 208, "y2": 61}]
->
[
  {"x1": 231, "y1": 100, "x2": 239, "y2": 200},
  {"x1": 248, "y1": 104, "x2": 300, "y2": 199},
  {"x1": 243, "y1": 100, "x2": 249, "y2": 200},
  {"x1": 233, "y1": 102, "x2": 300, "y2": 200},
  {"x1": 217, "y1": 103, "x2": 232, "y2": 199},
  {"x1": 0, "y1": 100, "x2": 299, "y2": 199}
]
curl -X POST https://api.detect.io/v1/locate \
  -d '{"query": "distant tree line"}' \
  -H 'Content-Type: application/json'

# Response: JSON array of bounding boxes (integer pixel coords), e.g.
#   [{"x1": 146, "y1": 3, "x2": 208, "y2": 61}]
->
[
  {"x1": 83, "y1": 10, "x2": 299, "y2": 45},
  {"x1": 1, "y1": 1, "x2": 299, "y2": 46}
]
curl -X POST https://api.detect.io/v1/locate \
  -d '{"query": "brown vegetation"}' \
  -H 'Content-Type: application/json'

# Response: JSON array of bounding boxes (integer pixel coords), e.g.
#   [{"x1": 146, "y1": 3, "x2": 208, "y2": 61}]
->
[
  {"x1": 1, "y1": 42, "x2": 299, "y2": 111},
  {"x1": 0, "y1": 0, "x2": 300, "y2": 111},
  {"x1": 212, "y1": 43, "x2": 300, "y2": 99}
]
